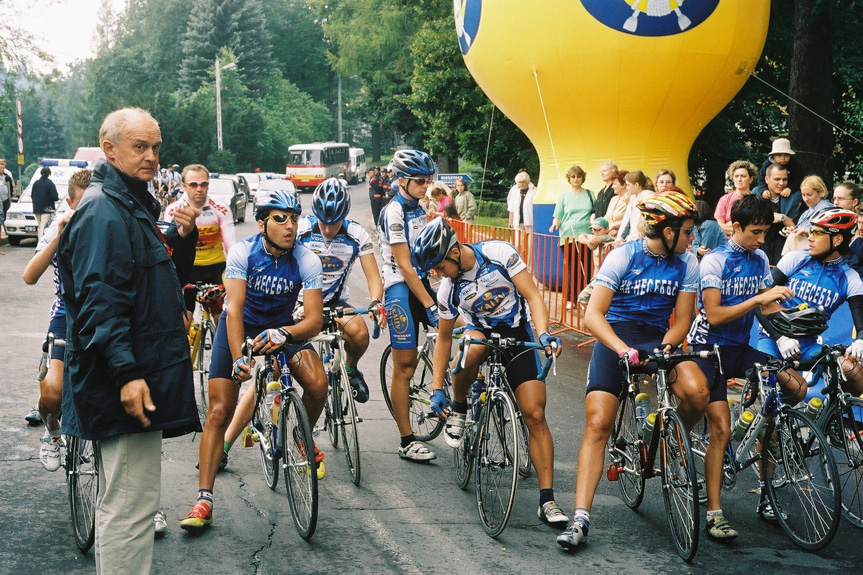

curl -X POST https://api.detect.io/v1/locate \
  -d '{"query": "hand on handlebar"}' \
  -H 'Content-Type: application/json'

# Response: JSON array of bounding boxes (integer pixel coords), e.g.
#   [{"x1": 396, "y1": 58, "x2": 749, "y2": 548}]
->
[
  {"x1": 232, "y1": 357, "x2": 252, "y2": 384},
  {"x1": 429, "y1": 389, "x2": 449, "y2": 418},
  {"x1": 539, "y1": 332, "x2": 562, "y2": 357},
  {"x1": 369, "y1": 300, "x2": 387, "y2": 330},
  {"x1": 254, "y1": 327, "x2": 292, "y2": 354},
  {"x1": 619, "y1": 347, "x2": 649, "y2": 366}
]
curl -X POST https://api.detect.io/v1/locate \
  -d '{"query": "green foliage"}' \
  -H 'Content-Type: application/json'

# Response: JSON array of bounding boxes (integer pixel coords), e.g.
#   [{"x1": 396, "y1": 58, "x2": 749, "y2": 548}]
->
[{"x1": 476, "y1": 199, "x2": 508, "y2": 220}]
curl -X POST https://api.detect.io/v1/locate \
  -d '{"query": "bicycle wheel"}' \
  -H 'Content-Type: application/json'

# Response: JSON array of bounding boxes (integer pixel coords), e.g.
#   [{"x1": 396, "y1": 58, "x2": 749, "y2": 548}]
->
[
  {"x1": 252, "y1": 372, "x2": 279, "y2": 490},
  {"x1": 689, "y1": 417, "x2": 709, "y2": 505},
  {"x1": 475, "y1": 390, "x2": 519, "y2": 538},
  {"x1": 380, "y1": 346, "x2": 444, "y2": 441},
  {"x1": 762, "y1": 407, "x2": 841, "y2": 551},
  {"x1": 827, "y1": 396, "x2": 863, "y2": 528},
  {"x1": 280, "y1": 387, "x2": 318, "y2": 540},
  {"x1": 610, "y1": 394, "x2": 645, "y2": 510},
  {"x1": 660, "y1": 409, "x2": 699, "y2": 563},
  {"x1": 337, "y1": 362, "x2": 361, "y2": 486},
  {"x1": 516, "y1": 406, "x2": 532, "y2": 478},
  {"x1": 325, "y1": 368, "x2": 340, "y2": 449},
  {"x1": 67, "y1": 436, "x2": 98, "y2": 553},
  {"x1": 454, "y1": 410, "x2": 475, "y2": 489},
  {"x1": 196, "y1": 321, "x2": 215, "y2": 426}
]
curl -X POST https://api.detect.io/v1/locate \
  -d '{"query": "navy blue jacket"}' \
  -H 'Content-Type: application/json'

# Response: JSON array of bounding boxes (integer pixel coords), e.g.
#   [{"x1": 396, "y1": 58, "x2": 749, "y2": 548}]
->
[
  {"x1": 32, "y1": 176, "x2": 59, "y2": 214},
  {"x1": 58, "y1": 160, "x2": 201, "y2": 440}
]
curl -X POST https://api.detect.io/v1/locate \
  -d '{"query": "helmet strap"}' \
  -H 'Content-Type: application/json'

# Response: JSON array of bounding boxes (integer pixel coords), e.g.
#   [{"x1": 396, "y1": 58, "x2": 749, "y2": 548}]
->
[
  {"x1": 444, "y1": 244, "x2": 465, "y2": 278},
  {"x1": 262, "y1": 220, "x2": 288, "y2": 257},
  {"x1": 661, "y1": 225, "x2": 680, "y2": 256}
]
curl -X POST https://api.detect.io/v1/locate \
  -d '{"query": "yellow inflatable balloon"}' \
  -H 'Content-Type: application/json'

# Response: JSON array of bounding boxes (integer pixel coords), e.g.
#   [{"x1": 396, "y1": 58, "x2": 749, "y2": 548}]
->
[{"x1": 455, "y1": 0, "x2": 770, "y2": 209}]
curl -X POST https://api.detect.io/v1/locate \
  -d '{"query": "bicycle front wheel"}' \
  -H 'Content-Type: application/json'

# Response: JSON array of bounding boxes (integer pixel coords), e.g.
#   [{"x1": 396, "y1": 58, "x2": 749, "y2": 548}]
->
[
  {"x1": 763, "y1": 407, "x2": 841, "y2": 551},
  {"x1": 610, "y1": 394, "x2": 645, "y2": 510},
  {"x1": 454, "y1": 411, "x2": 475, "y2": 489},
  {"x1": 67, "y1": 436, "x2": 98, "y2": 553},
  {"x1": 689, "y1": 417, "x2": 710, "y2": 505},
  {"x1": 516, "y1": 404, "x2": 532, "y2": 479},
  {"x1": 660, "y1": 409, "x2": 699, "y2": 563},
  {"x1": 253, "y1": 372, "x2": 279, "y2": 490},
  {"x1": 196, "y1": 321, "x2": 215, "y2": 427},
  {"x1": 337, "y1": 362, "x2": 361, "y2": 486},
  {"x1": 280, "y1": 388, "x2": 318, "y2": 540},
  {"x1": 380, "y1": 346, "x2": 444, "y2": 441},
  {"x1": 475, "y1": 390, "x2": 519, "y2": 538},
  {"x1": 827, "y1": 396, "x2": 863, "y2": 528},
  {"x1": 325, "y1": 369, "x2": 340, "y2": 449}
]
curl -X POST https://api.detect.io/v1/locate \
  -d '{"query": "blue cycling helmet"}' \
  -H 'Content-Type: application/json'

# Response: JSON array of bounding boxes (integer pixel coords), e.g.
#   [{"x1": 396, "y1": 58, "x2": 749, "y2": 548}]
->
[
  {"x1": 390, "y1": 149, "x2": 437, "y2": 178},
  {"x1": 411, "y1": 217, "x2": 459, "y2": 272},
  {"x1": 255, "y1": 189, "x2": 301, "y2": 220},
  {"x1": 312, "y1": 177, "x2": 351, "y2": 224}
]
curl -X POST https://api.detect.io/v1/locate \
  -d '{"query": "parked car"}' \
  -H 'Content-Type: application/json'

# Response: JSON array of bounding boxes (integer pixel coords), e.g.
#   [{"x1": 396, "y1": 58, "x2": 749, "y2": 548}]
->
[
  {"x1": 236, "y1": 172, "x2": 262, "y2": 199},
  {"x1": 208, "y1": 175, "x2": 247, "y2": 223},
  {"x1": 349, "y1": 148, "x2": 367, "y2": 185},
  {"x1": 255, "y1": 178, "x2": 298, "y2": 204}
]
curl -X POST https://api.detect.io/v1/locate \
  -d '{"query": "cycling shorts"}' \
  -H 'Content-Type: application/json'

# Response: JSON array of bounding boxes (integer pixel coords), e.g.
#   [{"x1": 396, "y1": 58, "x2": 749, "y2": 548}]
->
[
  {"x1": 47, "y1": 315, "x2": 67, "y2": 362},
  {"x1": 756, "y1": 335, "x2": 822, "y2": 363},
  {"x1": 691, "y1": 344, "x2": 768, "y2": 404},
  {"x1": 586, "y1": 321, "x2": 663, "y2": 398},
  {"x1": 465, "y1": 323, "x2": 542, "y2": 390},
  {"x1": 209, "y1": 312, "x2": 313, "y2": 380},
  {"x1": 184, "y1": 262, "x2": 226, "y2": 312},
  {"x1": 385, "y1": 280, "x2": 435, "y2": 350}
]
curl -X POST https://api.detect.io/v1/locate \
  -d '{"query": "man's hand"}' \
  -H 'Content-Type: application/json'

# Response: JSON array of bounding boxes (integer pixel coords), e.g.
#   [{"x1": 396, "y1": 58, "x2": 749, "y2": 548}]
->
[
  {"x1": 780, "y1": 188, "x2": 791, "y2": 198},
  {"x1": 369, "y1": 300, "x2": 387, "y2": 329},
  {"x1": 776, "y1": 336, "x2": 801, "y2": 360},
  {"x1": 846, "y1": 339, "x2": 863, "y2": 360},
  {"x1": 120, "y1": 378, "x2": 155, "y2": 427},
  {"x1": 173, "y1": 202, "x2": 201, "y2": 238},
  {"x1": 757, "y1": 285, "x2": 795, "y2": 306},
  {"x1": 232, "y1": 357, "x2": 253, "y2": 383},
  {"x1": 539, "y1": 332, "x2": 562, "y2": 357},
  {"x1": 57, "y1": 209, "x2": 76, "y2": 234},
  {"x1": 425, "y1": 305, "x2": 440, "y2": 329}
]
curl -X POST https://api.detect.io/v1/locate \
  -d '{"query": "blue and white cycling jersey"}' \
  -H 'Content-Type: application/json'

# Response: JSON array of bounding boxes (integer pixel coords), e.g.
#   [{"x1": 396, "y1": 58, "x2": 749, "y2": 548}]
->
[
  {"x1": 225, "y1": 234, "x2": 323, "y2": 330},
  {"x1": 758, "y1": 250, "x2": 863, "y2": 341},
  {"x1": 36, "y1": 216, "x2": 64, "y2": 319},
  {"x1": 437, "y1": 241, "x2": 530, "y2": 329},
  {"x1": 594, "y1": 239, "x2": 698, "y2": 332},
  {"x1": 688, "y1": 241, "x2": 773, "y2": 346},
  {"x1": 296, "y1": 216, "x2": 374, "y2": 304},
  {"x1": 378, "y1": 193, "x2": 428, "y2": 290}
]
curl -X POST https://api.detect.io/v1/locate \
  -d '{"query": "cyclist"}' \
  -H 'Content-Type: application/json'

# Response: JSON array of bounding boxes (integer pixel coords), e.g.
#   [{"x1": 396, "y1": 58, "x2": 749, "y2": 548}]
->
[
  {"x1": 412, "y1": 217, "x2": 568, "y2": 525},
  {"x1": 164, "y1": 163, "x2": 235, "y2": 328},
  {"x1": 297, "y1": 177, "x2": 386, "y2": 401},
  {"x1": 181, "y1": 190, "x2": 327, "y2": 532},
  {"x1": 557, "y1": 190, "x2": 710, "y2": 550},
  {"x1": 377, "y1": 149, "x2": 441, "y2": 462},
  {"x1": 686, "y1": 195, "x2": 795, "y2": 537}
]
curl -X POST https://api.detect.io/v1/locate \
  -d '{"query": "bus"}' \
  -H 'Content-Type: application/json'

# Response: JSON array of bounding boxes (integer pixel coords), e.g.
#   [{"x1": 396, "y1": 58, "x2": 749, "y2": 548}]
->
[{"x1": 285, "y1": 142, "x2": 350, "y2": 192}]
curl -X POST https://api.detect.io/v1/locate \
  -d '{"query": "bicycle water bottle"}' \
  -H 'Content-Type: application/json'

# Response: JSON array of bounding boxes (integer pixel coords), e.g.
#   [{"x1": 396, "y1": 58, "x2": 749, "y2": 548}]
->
[
  {"x1": 471, "y1": 374, "x2": 486, "y2": 420},
  {"x1": 634, "y1": 393, "x2": 650, "y2": 433},
  {"x1": 267, "y1": 381, "x2": 281, "y2": 424},
  {"x1": 642, "y1": 412, "x2": 657, "y2": 447},
  {"x1": 731, "y1": 408, "x2": 756, "y2": 441},
  {"x1": 804, "y1": 397, "x2": 823, "y2": 419},
  {"x1": 727, "y1": 397, "x2": 741, "y2": 428}
]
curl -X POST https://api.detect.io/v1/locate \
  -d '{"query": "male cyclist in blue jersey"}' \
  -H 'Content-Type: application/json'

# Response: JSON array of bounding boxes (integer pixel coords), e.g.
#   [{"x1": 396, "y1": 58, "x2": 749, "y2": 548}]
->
[
  {"x1": 181, "y1": 190, "x2": 326, "y2": 532},
  {"x1": 558, "y1": 191, "x2": 710, "y2": 551},
  {"x1": 687, "y1": 195, "x2": 795, "y2": 535},
  {"x1": 412, "y1": 217, "x2": 568, "y2": 525},
  {"x1": 377, "y1": 149, "x2": 441, "y2": 462}
]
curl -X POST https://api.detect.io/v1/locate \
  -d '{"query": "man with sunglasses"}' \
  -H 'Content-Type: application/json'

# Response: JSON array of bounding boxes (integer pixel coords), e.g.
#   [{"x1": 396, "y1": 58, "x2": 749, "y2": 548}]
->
[
  {"x1": 182, "y1": 189, "x2": 326, "y2": 531},
  {"x1": 378, "y1": 149, "x2": 441, "y2": 462},
  {"x1": 165, "y1": 163, "x2": 235, "y2": 327}
]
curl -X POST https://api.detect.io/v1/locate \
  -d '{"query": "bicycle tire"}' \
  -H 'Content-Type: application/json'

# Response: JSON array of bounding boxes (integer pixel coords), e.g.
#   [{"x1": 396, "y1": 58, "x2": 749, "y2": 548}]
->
[
  {"x1": 336, "y1": 361, "x2": 362, "y2": 486},
  {"x1": 660, "y1": 409, "x2": 699, "y2": 563},
  {"x1": 689, "y1": 417, "x2": 710, "y2": 505},
  {"x1": 509, "y1": 387, "x2": 531, "y2": 478},
  {"x1": 325, "y1": 366, "x2": 340, "y2": 449},
  {"x1": 611, "y1": 394, "x2": 645, "y2": 510},
  {"x1": 253, "y1": 371, "x2": 279, "y2": 490},
  {"x1": 67, "y1": 436, "x2": 98, "y2": 553},
  {"x1": 454, "y1": 409, "x2": 476, "y2": 490},
  {"x1": 380, "y1": 345, "x2": 444, "y2": 441},
  {"x1": 762, "y1": 407, "x2": 840, "y2": 551},
  {"x1": 196, "y1": 321, "x2": 215, "y2": 427},
  {"x1": 475, "y1": 389, "x2": 519, "y2": 538},
  {"x1": 827, "y1": 396, "x2": 863, "y2": 528},
  {"x1": 280, "y1": 387, "x2": 318, "y2": 540}
]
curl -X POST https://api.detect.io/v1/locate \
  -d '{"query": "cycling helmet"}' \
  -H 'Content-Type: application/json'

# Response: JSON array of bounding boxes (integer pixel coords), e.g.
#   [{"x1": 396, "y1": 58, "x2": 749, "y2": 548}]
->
[
  {"x1": 312, "y1": 177, "x2": 351, "y2": 224},
  {"x1": 764, "y1": 305, "x2": 828, "y2": 338},
  {"x1": 390, "y1": 149, "x2": 437, "y2": 178},
  {"x1": 809, "y1": 207, "x2": 857, "y2": 235},
  {"x1": 411, "y1": 217, "x2": 459, "y2": 272},
  {"x1": 637, "y1": 191, "x2": 699, "y2": 226},
  {"x1": 172, "y1": 164, "x2": 180, "y2": 170},
  {"x1": 254, "y1": 189, "x2": 301, "y2": 220}
]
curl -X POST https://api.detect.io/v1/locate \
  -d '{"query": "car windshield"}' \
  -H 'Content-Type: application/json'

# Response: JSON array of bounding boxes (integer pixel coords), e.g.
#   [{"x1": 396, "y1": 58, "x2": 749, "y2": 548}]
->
[
  {"x1": 258, "y1": 180, "x2": 297, "y2": 192},
  {"x1": 207, "y1": 179, "x2": 236, "y2": 201}
]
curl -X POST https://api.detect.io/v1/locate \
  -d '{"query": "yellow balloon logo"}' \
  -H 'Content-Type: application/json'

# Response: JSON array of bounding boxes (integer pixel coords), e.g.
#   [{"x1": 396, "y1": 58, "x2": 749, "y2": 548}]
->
[{"x1": 582, "y1": 1, "x2": 719, "y2": 36}]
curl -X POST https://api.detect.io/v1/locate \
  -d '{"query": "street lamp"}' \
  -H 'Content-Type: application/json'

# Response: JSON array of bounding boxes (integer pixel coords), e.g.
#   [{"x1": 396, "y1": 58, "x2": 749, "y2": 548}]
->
[{"x1": 215, "y1": 58, "x2": 237, "y2": 151}]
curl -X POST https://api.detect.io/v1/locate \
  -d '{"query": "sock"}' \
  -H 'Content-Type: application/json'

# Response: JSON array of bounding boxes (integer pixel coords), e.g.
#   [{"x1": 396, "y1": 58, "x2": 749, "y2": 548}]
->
[
  {"x1": 573, "y1": 508, "x2": 590, "y2": 527},
  {"x1": 539, "y1": 488, "x2": 555, "y2": 507},
  {"x1": 345, "y1": 365, "x2": 355, "y2": 374},
  {"x1": 453, "y1": 400, "x2": 468, "y2": 415},
  {"x1": 197, "y1": 489, "x2": 213, "y2": 508},
  {"x1": 400, "y1": 434, "x2": 415, "y2": 449},
  {"x1": 49, "y1": 429, "x2": 62, "y2": 440},
  {"x1": 706, "y1": 509, "x2": 723, "y2": 521},
  {"x1": 224, "y1": 440, "x2": 232, "y2": 454}
]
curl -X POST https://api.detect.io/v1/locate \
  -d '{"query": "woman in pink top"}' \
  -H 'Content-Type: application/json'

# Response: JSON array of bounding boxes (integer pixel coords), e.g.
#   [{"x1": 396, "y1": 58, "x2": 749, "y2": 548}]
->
[{"x1": 715, "y1": 160, "x2": 757, "y2": 236}]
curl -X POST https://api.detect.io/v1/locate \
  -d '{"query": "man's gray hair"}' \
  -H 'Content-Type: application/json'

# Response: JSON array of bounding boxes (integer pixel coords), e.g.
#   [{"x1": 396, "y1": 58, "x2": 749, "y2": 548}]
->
[
  {"x1": 515, "y1": 171, "x2": 530, "y2": 184},
  {"x1": 99, "y1": 107, "x2": 159, "y2": 145}
]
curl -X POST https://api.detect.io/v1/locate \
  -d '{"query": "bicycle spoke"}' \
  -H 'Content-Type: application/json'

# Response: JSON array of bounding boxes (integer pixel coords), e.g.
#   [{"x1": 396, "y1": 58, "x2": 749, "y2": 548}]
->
[
  {"x1": 609, "y1": 395, "x2": 645, "y2": 510},
  {"x1": 661, "y1": 410, "x2": 699, "y2": 563},
  {"x1": 339, "y1": 363, "x2": 361, "y2": 486},
  {"x1": 281, "y1": 389, "x2": 318, "y2": 540},
  {"x1": 475, "y1": 391, "x2": 519, "y2": 538},
  {"x1": 829, "y1": 397, "x2": 863, "y2": 528}
]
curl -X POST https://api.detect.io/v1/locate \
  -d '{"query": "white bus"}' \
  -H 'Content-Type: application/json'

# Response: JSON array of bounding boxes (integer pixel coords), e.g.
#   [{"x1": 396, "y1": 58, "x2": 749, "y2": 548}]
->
[{"x1": 285, "y1": 142, "x2": 350, "y2": 192}]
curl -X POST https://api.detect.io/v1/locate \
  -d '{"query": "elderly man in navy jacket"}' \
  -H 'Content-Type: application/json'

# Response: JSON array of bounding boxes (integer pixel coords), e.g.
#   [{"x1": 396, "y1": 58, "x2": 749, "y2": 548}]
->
[{"x1": 58, "y1": 107, "x2": 200, "y2": 575}]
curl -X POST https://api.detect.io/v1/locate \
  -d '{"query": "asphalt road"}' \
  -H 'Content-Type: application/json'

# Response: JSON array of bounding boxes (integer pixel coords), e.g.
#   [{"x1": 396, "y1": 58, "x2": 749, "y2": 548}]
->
[{"x1": 1, "y1": 182, "x2": 861, "y2": 574}]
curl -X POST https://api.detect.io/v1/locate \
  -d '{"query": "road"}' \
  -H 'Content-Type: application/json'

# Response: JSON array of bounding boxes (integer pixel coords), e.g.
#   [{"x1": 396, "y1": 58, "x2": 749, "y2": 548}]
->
[{"x1": 0, "y1": 182, "x2": 860, "y2": 574}]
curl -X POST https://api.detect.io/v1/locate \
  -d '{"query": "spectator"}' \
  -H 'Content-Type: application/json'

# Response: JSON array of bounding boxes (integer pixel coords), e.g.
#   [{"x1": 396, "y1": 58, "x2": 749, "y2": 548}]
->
[
  {"x1": 58, "y1": 107, "x2": 200, "y2": 574},
  {"x1": 549, "y1": 164, "x2": 594, "y2": 241},
  {"x1": 831, "y1": 181, "x2": 861, "y2": 214},
  {"x1": 691, "y1": 197, "x2": 727, "y2": 258},
  {"x1": 592, "y1": 160, "x2": 618, "y2": 224},
  {"x1": 453, "y1": 177, "x2": 477, "y2": 222},
  {"x1": 715, "y1": 160, "x2": 757, "y2": 236},
  {"x1": 0, "y1": 157, "x2": 13, "y2": 212},
  {"x1": 369, "y1": 166, "x2": 386, "y2": 227},
  {"x1": 761, "y1": 164, "x2": 796, "y2": 265},
  {"x1": 782, "y1": 175, "x2": 833, "y2": 254},
  {"x1": 578, "y1": 217, "x2": 612, "y2": 253},
  {"x1": 845, "y1": 211, "x2": 863, "y2": 276},
  {"x1": 618, "y1": 170, "x2": 651, "y2": 242},
  {"x1": 427, "y1": 182, "x2": 452, "y2": 219},
  {"x1": 507, "y1": 170, "x2": 537, "y2": 264},
  {"x1": 604, "y1": 170, "x2": 630, "y2": 238},
  {"x1": 654, "y1": 169, "x2": 676, "y2": 193},
  {"x1": 31, "y1": 166, "x2": 59, "y2": 240},
  {"x1": 753, "y1": 137, "x2": 805, "y2": 197},
  {"x1": 443, "y1": 202, "x2": 461, "y2": 220}
]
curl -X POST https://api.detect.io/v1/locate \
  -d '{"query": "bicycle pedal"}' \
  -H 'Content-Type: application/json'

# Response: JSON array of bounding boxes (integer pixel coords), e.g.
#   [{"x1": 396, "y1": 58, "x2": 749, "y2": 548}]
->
[
  {"x1": 356, "y1": 417, "x2": 363, "y2": 423},
  {"x1": 606, "y1": 463, "x2": 622, "y2": 481}
]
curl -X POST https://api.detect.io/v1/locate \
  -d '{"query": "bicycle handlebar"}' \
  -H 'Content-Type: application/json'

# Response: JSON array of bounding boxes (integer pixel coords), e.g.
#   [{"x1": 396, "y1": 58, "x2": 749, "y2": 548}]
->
[
  {"x1": 453, "y1": 334, "x2": 557, "y2": 380},
  {"x1": 321, "y1": 305, "x2": 380, "y2": 339}
]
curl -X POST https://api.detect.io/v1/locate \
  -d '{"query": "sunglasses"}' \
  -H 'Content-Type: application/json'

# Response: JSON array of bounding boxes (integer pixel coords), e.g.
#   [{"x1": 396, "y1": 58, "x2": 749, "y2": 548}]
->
[
  {"x1": 184, "y1": 181, "x2": 209, "y2": 189},
  {"x1": 266, "y1": 213, "x2": 300, "y2": 224},
  {"x1": 672, "y1": 226, "x2": 696, "y2": 236},
  {"x1": 808, "y1": 228, "x2": 832, "y2": 239},
  {"x1": 403, "y1": 176, "x2": 431, "y2": 185}
]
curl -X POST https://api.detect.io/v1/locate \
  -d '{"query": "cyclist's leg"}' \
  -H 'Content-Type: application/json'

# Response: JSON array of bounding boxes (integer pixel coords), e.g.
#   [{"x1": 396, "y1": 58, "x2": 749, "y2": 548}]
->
[
  {"x1": 287, "y1": 346, "x2": 328, "y2": 426},
  {"x1": 223, "y1": 384, "x2": 256, "y2": 448},
  {"x1": 451, "y1": 329, "x2": 488, "y2": 403},
  {"x1": 839, "y1": 355, "x2": 863, "y2": 396},
  {"x1": 668, "y1": 362, "x2": 710, "y2": 431},
  {"x1": 385, "y1": 284, "x2": 421, "y2": 437},
  {"x1": 335, "y1": 312, "x2": 370, "y2": 369},
  {"x1": 39, "y1": 358, "x2": 64, "y2": 431},
  {"x1": 756, "y1": 335, "x2": 808, "y2": 406}
]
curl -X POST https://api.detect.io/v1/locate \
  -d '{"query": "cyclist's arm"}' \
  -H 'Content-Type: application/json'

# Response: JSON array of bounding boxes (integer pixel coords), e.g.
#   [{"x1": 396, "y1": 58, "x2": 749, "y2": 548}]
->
[
  {"x1": 225, "y1": 277, "x2": 248, "y2": 362},
  {"x1": 217, "y1": 202, "x2": 236, "y2": 252},
  {"x1": 359, "y1": 252, "x2": 384, "y2": 303},
  {"x1": 584, "y1": 285, "x2": 630, "y2": 355},
  {"x1": 662, "y1": 291, "x2": 696, "y2": 348},
  {"x1": 849, "y1": 296, "x2": 863, "y2": 335},
  {"x1": 512, "y1": 268, "x2": 552, "y2": 335},
  {"x1": 432, "y1": 317, "x2": 456, "y2": 391},
  {"x1": 702, "y1": 285, "x2": 794, "y2": 327},
  {"x1": 391, "y1": 242, "x2": 435, "y2": 308},
  {"x1": 289, "y1": 287, "x2": 324, "y2": 340},
  {"x1": 22, "y1": 236, "x2": 59, "y2": 284}
]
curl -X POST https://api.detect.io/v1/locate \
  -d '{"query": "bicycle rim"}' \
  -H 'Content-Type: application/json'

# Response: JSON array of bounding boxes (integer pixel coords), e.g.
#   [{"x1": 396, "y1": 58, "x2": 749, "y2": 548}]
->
[
  {"x1": 512, "y1": 390, "x2": 531, "y2": 478},
  {"x1": 253, "y1": 373, "x2": 278, "y2": 490},
  {"x1": 326, "y1": 370, "x2": 340, "y2": 449},
  {"x1": 763, "y1": 408, "x2": 840, "y2": 551},
  {"x1": 831, "y1": 397, "x2": 863, "y2": 528},
  {"x1": 454, "y1": 412, "x2": 475, "y2": 490},
  {"x1": 338, "y1": 363, "x2": 361, "y2": 486},
  {"x1": 380, "y1": 344, "x2": 395, "y2": 419},
  {"x1": 196, "y1": 322, "x2": 214, "y2": 426},
  {"x1": 67, "y1": 436, "x2": 98, "y2": 553},
  {"x1": 611, "y1": 395, "x2": 645, "y2": 510},
  {"x1": 475, "y1": 390, "x2": 519, "y2": 538},
  {"x1": 689, "y1": 417, "x2": 709, "y2": 506},
  {"x1": 660, "y1": 410, "x2": 699, "y2": 563},
  {"x1": 280, "y1": 388, "x2": 318, "y2": 540}
]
